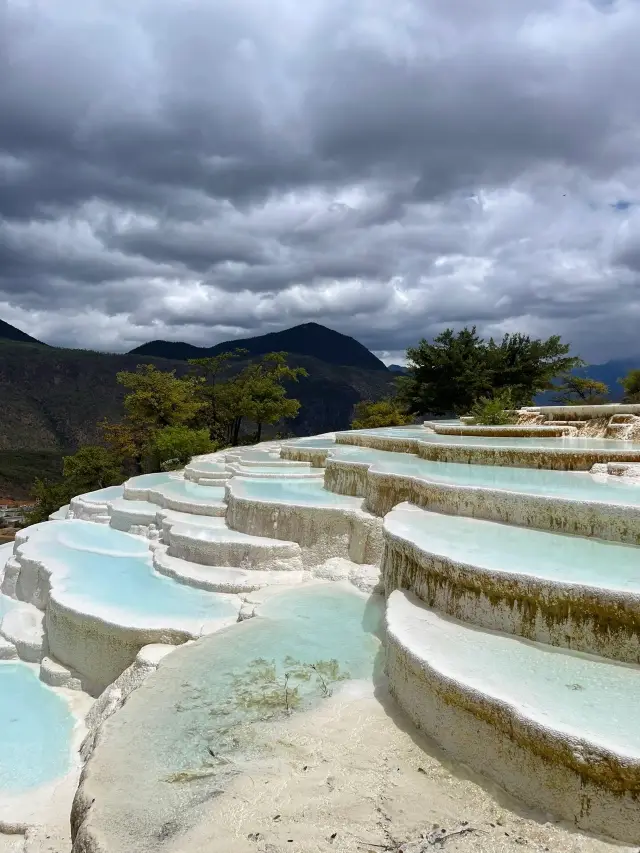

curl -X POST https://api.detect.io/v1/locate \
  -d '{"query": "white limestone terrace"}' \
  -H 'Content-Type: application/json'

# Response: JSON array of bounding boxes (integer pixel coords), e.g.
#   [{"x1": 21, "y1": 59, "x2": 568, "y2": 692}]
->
[
  {"x1": 5, "y1": 416, "x2": 640, "y2": 848},
  {"x1": 318, "y1": 442, "x2": 640, "y2": 544},
  {"x1": 386, "y1": 591, "x2": 640, "y2": 842},
  {"x1": 426, "y1": 422, "x2": 578, "y2": 437},
  {"x1": 336, "y1": 424, "x2": 640, "y2": 470},
  {"x1": 226, "y1": 475, "x2": 384, "y2": 565},
  {"x1": 382, "y1": 503, "x2": 640, "y2": 662},
  {"x1": 0, "y1": 544, "x2": 93, "y2": 836},
  {"x1": 2, "y1": 520, "x2": 241, "y2": 696}
]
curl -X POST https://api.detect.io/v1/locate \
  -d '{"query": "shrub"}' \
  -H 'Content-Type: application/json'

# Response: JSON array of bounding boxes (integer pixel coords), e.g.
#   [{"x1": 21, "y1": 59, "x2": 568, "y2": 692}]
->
[{"x1": 469, "y1": 389, "x2": 517, "y2": 425}]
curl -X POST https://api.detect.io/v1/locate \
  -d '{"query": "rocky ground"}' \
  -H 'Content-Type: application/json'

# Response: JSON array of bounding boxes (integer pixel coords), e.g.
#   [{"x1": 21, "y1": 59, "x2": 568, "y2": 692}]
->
[{"x1": 159, "y1": 681, "x2": 636, "y2": 853}]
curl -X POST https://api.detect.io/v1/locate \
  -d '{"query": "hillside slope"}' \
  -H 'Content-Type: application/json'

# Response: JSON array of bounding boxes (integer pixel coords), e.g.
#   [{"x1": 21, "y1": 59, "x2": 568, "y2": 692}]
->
[
  {"x1": 129, "y1": 322, "x2": 389, "y2": 372},
  {"x1": 0, "y1": 341, "x2": 395, "y2": 495},
  {"x1": 0, "y1": 319, "x2": 46, "y2": 346}
]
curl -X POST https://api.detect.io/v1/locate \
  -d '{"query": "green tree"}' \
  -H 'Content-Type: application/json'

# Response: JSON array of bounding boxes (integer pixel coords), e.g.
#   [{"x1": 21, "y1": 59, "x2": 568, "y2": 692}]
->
[
  {"x1": 399, "y1": 327, "x2": 581, "y2": 416},
  {"x1": 351, "y1": 398, "x2": 413, "y2": 429},
  {"x1": 27, "y1": 479, "x2": 75, "y2": 525},
  {"x1": 118, "y1": 364, "x2": 205, "y2": 431},
  {"x1": 553, "y1": 375, "x2": 609, "y2": 405},
  {"x1": 485, "y1": 333, "x2": 583, "y2": 406},
  {"x1": 196, "y1": 352, "x2": 306, "y2": 444},
  {"x1": 240, "y1": 353, "x2": 307, "y2": 442},
  {"x1": 148, "y1": 425, "x2": 216, "y2": 470},
  {"x1": 103, "y1": 365, "x2": 208, "y2": 472},
  {"x1": 188, "y1": 349, "x2": 249, "y2": 442},
  {"x1": 620, "y1": 368, "x2": 640, "y2": 403},
  {"x1": 62, "y1": 445, "x2": 124, "y2": 492},
  {"x1": 398, "y1": 327, "x2": 494, "y2": 416},
  {"x1": 28, "y1": 445, "x2": 124, "y2": 524}
]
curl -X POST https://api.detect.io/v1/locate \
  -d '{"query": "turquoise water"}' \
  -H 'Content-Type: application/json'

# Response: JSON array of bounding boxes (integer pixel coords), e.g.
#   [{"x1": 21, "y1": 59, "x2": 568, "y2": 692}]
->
[
  {"x1": 79, "y1": 485, "x2": 123, "y2": 503},
  {"x1": 329, "y1": 446, "x2": 640, "y2": 506},
  {"x1": 232, "y1": 477, "x2": 363, "y2": 507},
  {"x1": 127, "y1": 472, "x2": 177, "y2": 488},
  {"x1": 387, "y1": 506, "x2": 640, "y2": 592},
  {"x1": 347, "y1": 427, "x2": 640, "y2": 450},
  {"x1": 287, "y1": 438, "x2": 336, "y2": 448},
  {"x1": 187, "y1": 460, "x2": 227, "y2": 473},
  {"x1": 391, "y1": 592, "x2": 640, "y2": 757},
  {"x1": 83, "y1": 584, "x2": 384, "y2": 850},
  {"x1": 0, "y1": 592, "x2": 18, "y2": 620},
  {"x1": 21, "y1": 521, "x2": 237, "y2": 624},
  {"x1": 157, "y1": 480, "x2": 226, "y2": 504},
  {"x1": 0, "y1": 663, "x2": 75, "y2": 791},
  {"x1": 232, "y1": 464, "x2": 322, "y2": 477}
]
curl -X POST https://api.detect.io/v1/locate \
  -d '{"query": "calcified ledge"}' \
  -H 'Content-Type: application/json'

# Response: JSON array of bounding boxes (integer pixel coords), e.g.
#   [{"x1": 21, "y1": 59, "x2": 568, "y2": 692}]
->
[
  {"x1": 335, "y1": 432, "x2": 640, "y2": 471},
  {"x1": 4, "y1": 524, "x2": 240, "y2": 696},
  {"x1": 382, "y1": 504, "x2": 640, "y2": 664},
  {"x1": 427, "y1": 424, "x2": 576, "y2": 437},
  {"x1": 323, "y1": 455, "x2": 640, "y2": 545},
  {"x1": 225, "y1": 479, "x2": 383, "y2": 566},
  {"x1": 386, "y1": 591, "x2": 640, "y2": 842},
  {"x1": 524, "y1": 403, "x2": 640, "y2": 421}
]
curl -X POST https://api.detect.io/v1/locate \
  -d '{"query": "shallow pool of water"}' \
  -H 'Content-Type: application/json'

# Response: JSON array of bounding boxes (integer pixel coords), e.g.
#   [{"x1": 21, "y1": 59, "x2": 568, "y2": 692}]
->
[
  {"x1": 286, "y1": 437, "x2": 337, "y2": 448},
  {"x1": 232, "y1": 477, "x2": 363, "y2": 508},
  {"x1": 127, "y1": 472, "x2": 178, "y2": 488},
  {"x1": 0, "y1": 662, "x2": 75, "y2": 791},
  {"x1": 329, "y1": 446, "x2": 640, "y2": 506},
  {"x1": 155, "y1": 480, "x2": 226, "y2": 504},
  {"x1": 346, "y1": 427, "x2": 640, "y2": 450},
  {"x1": 78, "y1": 485, "x2": 124, "y2": 503},
  {"x1": 387, "y1": 505, "x2": 640, "y2": 591},
  {"x1": 77, "y1": 583, "x2": 384, "y2": 850},
  {"x1": 19, "y1": 521, "x2": 238, "y2": 626}
]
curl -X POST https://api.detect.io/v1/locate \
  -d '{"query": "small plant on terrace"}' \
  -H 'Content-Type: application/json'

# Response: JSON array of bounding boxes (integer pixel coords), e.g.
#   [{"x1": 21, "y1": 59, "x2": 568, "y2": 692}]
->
[
  {"x1": 228, "y1": 656, "x2": 350, "y2": 718},
  {"x1": 469, "y1": 388, "x2": 517, "y2": 425}
]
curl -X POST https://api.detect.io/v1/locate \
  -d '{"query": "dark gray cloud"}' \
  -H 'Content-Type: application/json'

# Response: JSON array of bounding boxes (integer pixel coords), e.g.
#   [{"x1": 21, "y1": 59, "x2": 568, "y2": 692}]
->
[{"x1": 2, "y1": 0, "x2": 640, "y2": 362}]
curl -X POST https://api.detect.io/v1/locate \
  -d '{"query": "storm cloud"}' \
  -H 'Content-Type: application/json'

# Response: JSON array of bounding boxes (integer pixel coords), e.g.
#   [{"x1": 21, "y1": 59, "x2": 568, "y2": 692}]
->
[{"x1": 2, "y1": 0, "x2": 640, "y2": 363}]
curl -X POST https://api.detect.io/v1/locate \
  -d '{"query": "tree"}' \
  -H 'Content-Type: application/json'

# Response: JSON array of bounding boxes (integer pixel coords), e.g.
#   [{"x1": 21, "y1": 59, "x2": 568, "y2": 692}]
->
[
  {"x1": 194, "y1": 351, "x2": 307, "y2": 444},
  {"x1": 188, "y1": 349, "x2": 248, "y2": 441},
  {"x1": 351, "y1": 398, "x2": 413, "y2": 429},
  {"x1": 27, "y1": 445, "x2": 124, "y2": 524},
  {"x1": 620, "y1": 368, "x2": 640, "y2": 403},
  {"x1": 148, "y1": 426, "x2": 216, "y2": 470},
  {"x1": 554, "y1": 375, "x2": 609, "y2": 405},
  {"x1": 398, "y1": 328, "x2": 493, "y2": 416},
  {"x1": 239, "y1": 353, "x2": 307, "y2": 442},
  {"x1": 102, "y1": 365, "x2": 208, "y2": 472},
  {"x1": 117, "y1": 364, "x2": 205, "y2": 431},
  {"x1": 485, "y1": 333, "x2": 582, "y2": 406},
  {"x1": 398, "y1": 327, "x2": 582, "y2": 416},
  {"x1": 62, "y1": 445, "x2": 124, "y2": 493}
]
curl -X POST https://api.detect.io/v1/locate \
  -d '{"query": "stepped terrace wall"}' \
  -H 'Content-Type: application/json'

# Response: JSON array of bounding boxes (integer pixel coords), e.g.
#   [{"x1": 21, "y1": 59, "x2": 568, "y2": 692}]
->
[
  {"x1": 324, "y1": 455, "x2": 640, "y2": 545},
  {"x1": 382, "y1": 504, "x2": 640, "y2": 663},
  {"x1": 335, "y1": 431, "x2": 640, "y2": 471}
]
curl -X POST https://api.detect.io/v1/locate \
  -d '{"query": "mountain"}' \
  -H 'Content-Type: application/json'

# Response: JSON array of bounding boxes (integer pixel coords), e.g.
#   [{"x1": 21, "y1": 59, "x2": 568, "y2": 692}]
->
[
  {"x1": 388, "y1": 364, "x2": 409, "y2": 375},
  {"x1": 0, "y1": 319, "x2": 46, "y2": 346},
  {"x1": 535, "y1": 357, "x2": 640, "y2": 404},
  {"x1": 129, "y1": 322, "x2": 389, "y2": 372},
  {"x1": 579, "y1": 358, "x2": 639, "y2": 400}
]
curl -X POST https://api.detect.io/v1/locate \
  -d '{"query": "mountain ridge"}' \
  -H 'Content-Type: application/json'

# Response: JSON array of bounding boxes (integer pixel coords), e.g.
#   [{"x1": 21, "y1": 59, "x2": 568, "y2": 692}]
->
[
  {"x1": 129, "y1": 322, "x2": 389, "y2": 372},
  {"x1": 0, "y1": 318, "x2": 47, "y2": 347}
]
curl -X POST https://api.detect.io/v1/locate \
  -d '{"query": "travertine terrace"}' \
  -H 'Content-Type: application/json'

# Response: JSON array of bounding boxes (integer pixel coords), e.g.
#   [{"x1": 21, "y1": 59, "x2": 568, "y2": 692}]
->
[{"x1": 3, "y1": 409, "x2": 640, "y2": 851}]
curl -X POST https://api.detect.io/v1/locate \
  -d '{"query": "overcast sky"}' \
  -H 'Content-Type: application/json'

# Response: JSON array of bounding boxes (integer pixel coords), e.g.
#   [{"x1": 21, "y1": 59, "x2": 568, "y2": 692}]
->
[{"x1": 2, "y1": 0, "x2": 640, "y2": 364}]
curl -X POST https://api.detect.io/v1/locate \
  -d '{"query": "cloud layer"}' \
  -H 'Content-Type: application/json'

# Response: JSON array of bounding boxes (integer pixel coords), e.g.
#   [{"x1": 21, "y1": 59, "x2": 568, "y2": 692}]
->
[{"x1": 2, "y1": 0, "x2": 640, "y2": 363}]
